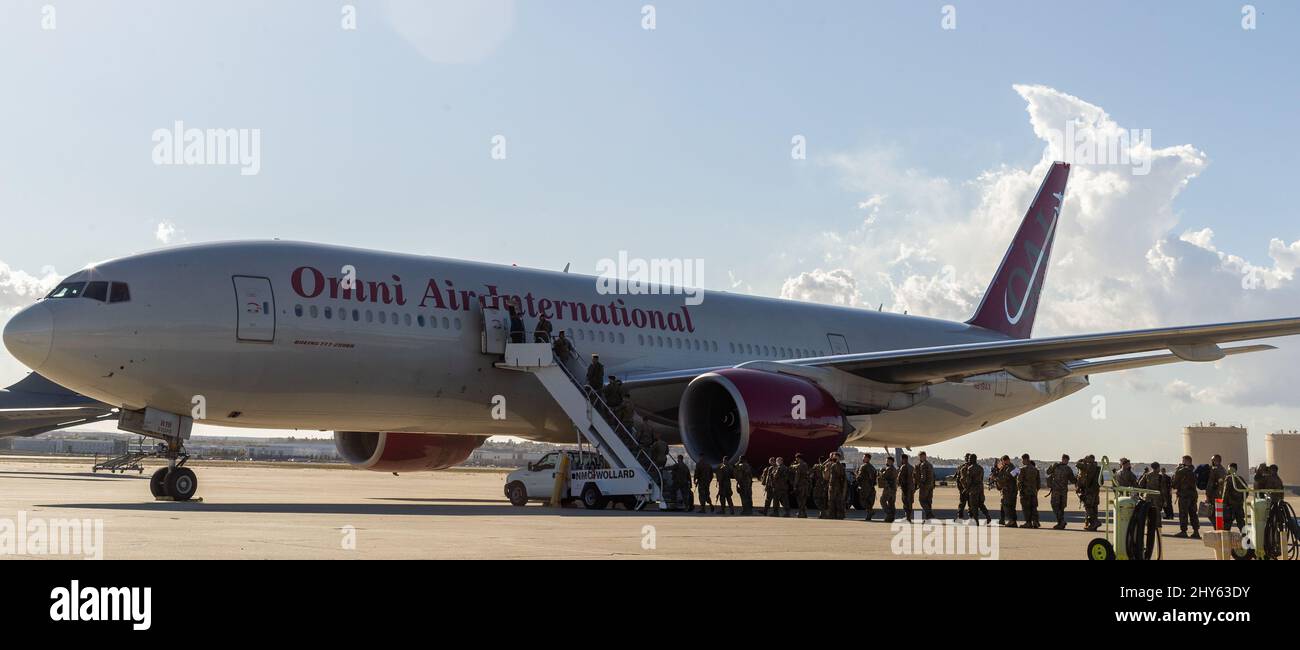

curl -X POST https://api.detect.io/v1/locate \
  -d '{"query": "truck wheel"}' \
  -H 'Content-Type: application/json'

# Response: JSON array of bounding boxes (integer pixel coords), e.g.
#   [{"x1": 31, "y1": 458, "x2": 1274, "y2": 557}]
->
[
  {"x1": 506, "y1": 482, "x2": 528, "y2": 507},
  {"x1": 581, "y1": 484, "x2": 607, "y2": 510}
]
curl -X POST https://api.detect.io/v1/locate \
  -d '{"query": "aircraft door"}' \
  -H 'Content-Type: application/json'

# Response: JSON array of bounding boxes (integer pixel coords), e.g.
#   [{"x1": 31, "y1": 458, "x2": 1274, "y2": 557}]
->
[
  {"x1": 827, "y1": 333, "x2": 849, "y2": 355},
  {"x1": 233, "y1": 275, "x2": 276, "y2": 342},
  {"x1": 481, "y1": 305, "x2": 506, "y2": 354}
]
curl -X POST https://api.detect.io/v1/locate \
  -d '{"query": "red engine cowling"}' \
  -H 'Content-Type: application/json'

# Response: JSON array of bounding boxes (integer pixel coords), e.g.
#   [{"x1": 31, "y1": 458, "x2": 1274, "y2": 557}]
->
[
  {"x1": 334, "y1": 431, "x2": 487, "y2": 471},
  {"x1": 678, "y1": 368, "x2": 848, "y2": 467}
]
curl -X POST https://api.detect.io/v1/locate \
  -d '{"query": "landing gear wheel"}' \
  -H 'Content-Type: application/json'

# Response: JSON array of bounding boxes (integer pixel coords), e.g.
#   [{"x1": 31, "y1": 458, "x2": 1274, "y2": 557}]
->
[
  {"x1": 506, "y1": 482, "x2": 528, "y2": 507},
  {"x1": 164, "y1": 467, "x2": 198, "y2": 501},
  {"x1": 1087, "y1": 538, "x2": 1115, "y2": 560},
  {"x1": 149, "y1": 467, "x2": 169, "y2": 497},
  {"x1": 1230, "y1": 546, "x2": 1254, "y2": 560},
  {"x1": 581, "y1": 484, "x2": 607, "y2": 510}
]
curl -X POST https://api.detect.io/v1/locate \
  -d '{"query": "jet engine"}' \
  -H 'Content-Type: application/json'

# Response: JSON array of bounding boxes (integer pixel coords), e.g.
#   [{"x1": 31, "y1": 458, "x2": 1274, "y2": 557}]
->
[
  {"x1": 334, "y1": 431, "x2": 487, "y2": 471},
  {"x1": 678, "y1": 368, "x2": 849, "y2": 467}
]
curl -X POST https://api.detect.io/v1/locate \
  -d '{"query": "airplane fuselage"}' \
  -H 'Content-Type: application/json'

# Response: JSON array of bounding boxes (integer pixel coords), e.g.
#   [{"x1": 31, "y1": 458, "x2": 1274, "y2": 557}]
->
[{"x1": 7, "y1": 241, "x2": 1087, "y2": 449}]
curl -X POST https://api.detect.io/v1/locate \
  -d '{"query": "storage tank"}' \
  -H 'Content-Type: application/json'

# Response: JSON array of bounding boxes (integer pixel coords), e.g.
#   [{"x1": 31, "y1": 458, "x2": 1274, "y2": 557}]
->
[
  {"x1": 1182, "y1": 423, "x2": 1249, "y2": 471},
  {"x1": 1265, "y1": 431, "x2": 1300, "y2": 487}
]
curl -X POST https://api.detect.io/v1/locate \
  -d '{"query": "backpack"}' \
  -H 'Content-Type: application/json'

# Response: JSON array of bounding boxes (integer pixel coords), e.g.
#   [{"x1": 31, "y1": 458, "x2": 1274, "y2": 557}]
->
[{"x1": 1194, "y1": 463, "x2": 1210, "y2": 490}]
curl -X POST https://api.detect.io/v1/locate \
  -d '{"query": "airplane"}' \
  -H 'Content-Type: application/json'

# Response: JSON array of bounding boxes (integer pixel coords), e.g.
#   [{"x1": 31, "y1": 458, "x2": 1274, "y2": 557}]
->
[
  {"x1": 0, "y1": 372, "x2": 115, "y2": 437},
  {"x1": 4, "y1": 161, "x2": 1298, "y2": 501}
]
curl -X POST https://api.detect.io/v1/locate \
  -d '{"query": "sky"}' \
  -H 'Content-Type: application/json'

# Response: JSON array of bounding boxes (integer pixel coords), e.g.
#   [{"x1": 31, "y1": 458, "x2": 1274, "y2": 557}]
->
[{"x1": 1, "y1": 1, "x2": 1298, "y2": 462}]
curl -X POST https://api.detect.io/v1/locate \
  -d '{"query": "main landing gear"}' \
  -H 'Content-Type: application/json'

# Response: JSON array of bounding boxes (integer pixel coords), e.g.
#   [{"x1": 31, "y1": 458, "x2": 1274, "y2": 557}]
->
[{"x1": 148, "y1": 439, "x2": 199, "y2": 501}]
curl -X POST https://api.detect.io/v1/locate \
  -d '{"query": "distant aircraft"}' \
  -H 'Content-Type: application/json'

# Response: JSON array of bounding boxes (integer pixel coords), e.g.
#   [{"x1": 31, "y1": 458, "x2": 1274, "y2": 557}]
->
[
  {"x1": 4, "y1": 162, "x2": 1296, "y2": 500},
  {"x1": 0, "y1": 372, "x2": 115, "y2": 437}
]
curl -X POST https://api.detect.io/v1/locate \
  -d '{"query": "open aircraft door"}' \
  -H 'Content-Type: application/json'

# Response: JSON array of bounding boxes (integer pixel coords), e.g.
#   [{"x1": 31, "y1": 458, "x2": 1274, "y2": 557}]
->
[{"x1": 233, "y1": 275, "x2": 276, "y2": 342}]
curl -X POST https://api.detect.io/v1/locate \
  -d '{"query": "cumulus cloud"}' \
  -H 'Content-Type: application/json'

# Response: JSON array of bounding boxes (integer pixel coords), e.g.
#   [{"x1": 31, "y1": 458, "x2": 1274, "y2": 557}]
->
[
  {"x1": 155, "y1": 220, "x2": 178, "y2": 244},
  {"x1": 0, "y1": 261, "x2": 62, "y2": 384},
  {"x1": 784, "y1": 84, "x2": 1300, "y2": 408},
  {"x1": 780, "y1": 268, "x2": 862, "y2": 307}
]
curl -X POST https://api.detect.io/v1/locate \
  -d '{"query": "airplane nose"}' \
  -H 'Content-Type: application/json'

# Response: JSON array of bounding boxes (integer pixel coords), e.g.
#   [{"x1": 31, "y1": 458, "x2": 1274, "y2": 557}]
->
[{"x1": 3, "y1": 304, "x2": 53, "y2": 371}]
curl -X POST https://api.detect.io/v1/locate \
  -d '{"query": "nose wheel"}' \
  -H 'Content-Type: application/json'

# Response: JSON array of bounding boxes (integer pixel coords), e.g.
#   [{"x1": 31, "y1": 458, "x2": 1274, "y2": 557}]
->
[
  {"x1": 149, "y1": 441, "x2": 198, "y2": 501},
  {"x1": 149, "y1": 466, "x2": 199, "y2": 501}
]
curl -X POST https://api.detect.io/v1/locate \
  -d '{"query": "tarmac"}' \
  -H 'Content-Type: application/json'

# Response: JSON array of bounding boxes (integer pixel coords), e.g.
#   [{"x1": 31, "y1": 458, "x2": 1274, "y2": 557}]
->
[{"x1": 0, "y1": 457, "x2": 1226, "y2": 560}]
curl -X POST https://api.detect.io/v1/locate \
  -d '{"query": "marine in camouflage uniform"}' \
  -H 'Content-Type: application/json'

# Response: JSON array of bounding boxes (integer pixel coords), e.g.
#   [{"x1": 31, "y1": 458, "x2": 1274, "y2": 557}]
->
[
  {"x1": 856, "y1": 454, "x2": 878, "y2": 521},
  {"x1": 826, "y1": 453, "x2": 848, "y2": 519},
  {"x1": 965, "y1": 454, "x2": 991, "y2": 525},
  {"x1": 734, "y1": 458, "x2": 754, "y2": 515},
  {"x1": 992, "y1": 456, "x2": 1018, "y2": 527},
  {"x1": 1160, "y1": 467, "x2": 1174, "y2": 519},
  {"x1": 955, "y1": 461, "x2": 969, "y2": 519},
  {"x1": 1172, "y1": 456, "x2": 1200, "y2": 538},
  {"x1": 1115, "y1": 458, "x2": 1138, "y2": 488},
  {"x1": 878, "y1": 456, "x2": 898, "y2": 523},
  {"x1": 769, "y1": 457, "x2": 792, "y2": 517},
  {"x1": 916, "y1": 452, "x2": 936, "y2": 521},
  {"x1": 1045, "y1": 454, "x2": 1076, "y2": 529},
  {"x1": 1137, "y1": 461, "x2": 1164, "y2": 535},
  {"x1": 1222, "y1": 463, "x2": 1246, "y2": 531},
  {"x1": 715, "y1": 456, "x2": 735, "y2": 515},
  {"x1": 694, "y1": 460, "x2": 714, "y2": 514},
  {"x1": 671, "y1": 454, "x2": 693, "y2": 512},
  {"x1": 1017, "y1": 455, "x2": 1041, "y2": 529},
  {"x1": 812, "y1": 458, "x2": 828, "y2": 517},
  {"x1": 793, "y1": 454, "x2": 813, "y2": 519},
  {"x1": 760, "y1": 458, "x2": 776, "y2": 515},
  {"x1": 1205, "y1": 455, "x2": 1227, "y2": 530},
  {"x1": 897, "y1": 454, "x2": 915, "y2": 523},
  {"x1": 1076, "y1": 455, "x2": 1102, "y2": 531}
]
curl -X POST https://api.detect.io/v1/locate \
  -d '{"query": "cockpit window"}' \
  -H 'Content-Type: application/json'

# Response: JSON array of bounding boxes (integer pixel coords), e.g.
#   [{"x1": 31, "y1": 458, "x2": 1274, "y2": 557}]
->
[
  {"x1": 84, "y1": 281, "x2": 109, "y2": 302},
  {"x1": 46, "y1": 282, "x2": 86, "y2": 299},
  {"x1": 109, "y1": 282, "x2": 131, "y2": 303}
]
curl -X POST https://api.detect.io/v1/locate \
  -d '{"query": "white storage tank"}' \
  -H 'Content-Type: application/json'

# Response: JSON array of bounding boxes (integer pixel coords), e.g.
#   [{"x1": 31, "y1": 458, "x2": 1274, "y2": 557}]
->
[
  {"x1": 1182, "y1": 423, "x2": 1249, "y2": 471},
  {"x1": 1265, "y1": 430, "x2": 1300, "y2": 487}
]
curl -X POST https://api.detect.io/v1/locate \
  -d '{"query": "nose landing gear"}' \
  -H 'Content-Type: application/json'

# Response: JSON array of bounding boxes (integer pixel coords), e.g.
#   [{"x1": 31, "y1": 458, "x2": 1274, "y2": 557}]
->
[{"x1": 147, "y1": 440, "x2": 199, "y2": 502}]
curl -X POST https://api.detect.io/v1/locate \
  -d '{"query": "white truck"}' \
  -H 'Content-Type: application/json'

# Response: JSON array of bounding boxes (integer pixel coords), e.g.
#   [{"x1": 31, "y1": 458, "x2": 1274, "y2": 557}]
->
[{"x1": 504, "y1": 449, "x2": 657, "y2": 510}]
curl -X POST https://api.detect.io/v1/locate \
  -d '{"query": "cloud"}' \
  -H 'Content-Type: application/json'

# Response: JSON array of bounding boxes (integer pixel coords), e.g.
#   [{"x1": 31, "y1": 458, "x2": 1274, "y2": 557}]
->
[
  {"x1": 0, "y1": 260, "x2": 62, "y2": 384},
  {"x1": 780, "y1": 268, "x2": 862, "y2": 307},
  {"x1": 784, "y1": 84, "x2": 1300, "y2": 408},
  {"x1": 155, "y1": 220, "x2": 178, "y2": 244}
]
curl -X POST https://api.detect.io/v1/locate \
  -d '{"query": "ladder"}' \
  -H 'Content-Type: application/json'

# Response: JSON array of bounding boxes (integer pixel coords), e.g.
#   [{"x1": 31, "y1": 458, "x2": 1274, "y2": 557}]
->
[{"x1": 495, "y1": 342, "x2": 666, "y2": 507}]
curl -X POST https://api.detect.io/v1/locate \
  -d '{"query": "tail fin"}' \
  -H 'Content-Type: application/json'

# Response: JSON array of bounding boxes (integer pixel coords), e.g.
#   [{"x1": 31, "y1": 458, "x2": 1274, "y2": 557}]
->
[{"x1": 967, "y1": 161, "x2": 1070, "y2": 339}]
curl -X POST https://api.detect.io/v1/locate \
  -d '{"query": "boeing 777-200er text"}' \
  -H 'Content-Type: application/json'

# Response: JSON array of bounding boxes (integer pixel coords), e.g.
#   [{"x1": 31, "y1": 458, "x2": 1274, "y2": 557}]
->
[{"x1": 4, "y1": 162, "x2": 1298, "y2": 500}]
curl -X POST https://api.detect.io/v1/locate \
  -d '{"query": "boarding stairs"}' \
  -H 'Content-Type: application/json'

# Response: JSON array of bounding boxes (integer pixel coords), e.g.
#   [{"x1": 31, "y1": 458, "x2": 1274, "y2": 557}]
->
[{"x1": 484, "y1": 310, "x2": 666, "y2": 507}]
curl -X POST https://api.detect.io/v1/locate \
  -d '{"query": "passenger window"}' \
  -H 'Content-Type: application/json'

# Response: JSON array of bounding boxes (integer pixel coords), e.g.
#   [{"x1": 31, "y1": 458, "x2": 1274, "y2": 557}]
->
[
  {"x1": 46, "y1": 282, "x2": 87, "y2": 299},
  {"x1": 366, "y1": 310, "x2": 373, "y2": 323},
  {"x1": 310, "y1": 305, "x2": 319, "y2": 318},
  {"x1": 324, "y1": 307, "x2": 333, "y2": 319},
  {"x1": 108, "y1": 282, "x2": 130, "y2": 303},
  {"x1": 418, "y1": 315, "x2": 425, "y2": 327},
  {"x1": 84, "y1": 281, "x2": 109, "y2": 302},
  {"x1": 379, "y1": 311, "x2": 387, "y2": 324},
  {"x1": 352, "y1": 309, "x2": 360, "y2": 322},
  {"x1": 294, "y1": 305, "x2": 303, "y2": 317}
]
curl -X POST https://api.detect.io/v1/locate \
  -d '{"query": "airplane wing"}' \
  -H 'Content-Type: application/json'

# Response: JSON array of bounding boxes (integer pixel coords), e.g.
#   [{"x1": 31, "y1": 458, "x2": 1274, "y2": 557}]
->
[
  {"x1": 625, "y1": 317, "x2": 1300, "y2": 388},
  {"x1": 0, "y1": 373, "x2": 116, "y2": 437}
]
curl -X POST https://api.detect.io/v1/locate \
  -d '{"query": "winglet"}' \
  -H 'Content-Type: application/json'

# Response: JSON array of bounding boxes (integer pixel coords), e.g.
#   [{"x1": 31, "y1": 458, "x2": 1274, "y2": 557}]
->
[{"x1": 967, "y1": 162, "x2": 1070, "y2": 339}]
